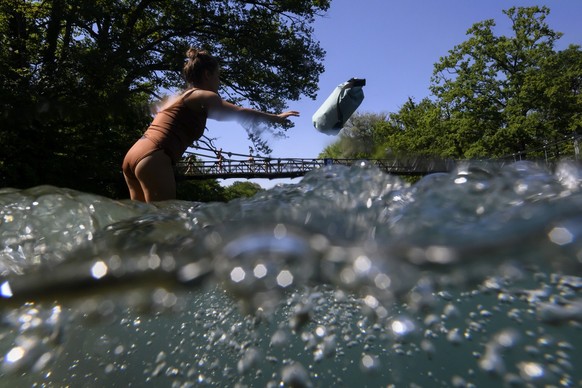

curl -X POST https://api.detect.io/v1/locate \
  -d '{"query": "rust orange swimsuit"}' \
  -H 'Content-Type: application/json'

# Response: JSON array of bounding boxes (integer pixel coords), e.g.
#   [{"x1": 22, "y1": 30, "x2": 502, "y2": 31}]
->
[{"x1": 122, "y1": 89, "x2": 207, "y2": 179}]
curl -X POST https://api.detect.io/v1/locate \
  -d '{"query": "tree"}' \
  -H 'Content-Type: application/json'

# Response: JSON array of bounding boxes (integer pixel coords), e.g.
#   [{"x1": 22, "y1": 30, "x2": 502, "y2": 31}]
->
[
  {"x1": 223, "y1": 181, "x2": 263, "y2": 201},
  {"x1": 319, "y1": 112, "x2": 390, "y2": 159},
  {"x1": 0, "y1": 0, "x2": 329, "y2": 198},
  {"x1": 522, "y1": 45, "x2": 582, "y2": 157},
  {"x1": 177, "y1": 179, "x2": 226, "y2": 202},
  {"x1": 384, "y1": 97, "x2": 457, "y2": 158},
  {"x1": 430, "y1": 6, "x2": 581, "y2": 158}
]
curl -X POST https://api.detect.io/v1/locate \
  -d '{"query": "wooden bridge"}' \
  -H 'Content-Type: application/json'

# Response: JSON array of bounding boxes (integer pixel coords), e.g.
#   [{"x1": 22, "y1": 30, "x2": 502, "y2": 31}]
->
[{"x1": 175, "y1": 156, "x2": 457, "y2": 180}]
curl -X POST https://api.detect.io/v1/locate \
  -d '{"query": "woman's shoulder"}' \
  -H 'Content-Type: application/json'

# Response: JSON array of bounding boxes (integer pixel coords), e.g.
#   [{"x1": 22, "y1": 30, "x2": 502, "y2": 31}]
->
[
  {"x1": 183, "y1": 88, "x2": 220, "y2": 100},
  {"x1": 182, "y1": 88, "x2": 221, "y2": 112}
]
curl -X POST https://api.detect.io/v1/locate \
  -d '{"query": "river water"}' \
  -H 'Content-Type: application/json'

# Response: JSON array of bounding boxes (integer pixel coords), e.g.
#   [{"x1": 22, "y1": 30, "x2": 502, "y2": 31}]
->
[{"x1": 0, "y1": 161, "x2": 581, "y2": 387}]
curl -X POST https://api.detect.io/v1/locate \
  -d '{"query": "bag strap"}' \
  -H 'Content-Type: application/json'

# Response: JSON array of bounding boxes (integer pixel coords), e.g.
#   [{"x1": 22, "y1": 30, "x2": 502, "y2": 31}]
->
[{"x1": 334, "y1": 83, "x2": 351, "y2": 129}]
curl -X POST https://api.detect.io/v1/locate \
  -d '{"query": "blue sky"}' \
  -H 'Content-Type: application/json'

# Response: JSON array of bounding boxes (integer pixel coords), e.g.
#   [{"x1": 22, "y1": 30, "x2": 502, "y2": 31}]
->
[{"x1": 201, "y1": 0, "x2": 581, "y2": 188}]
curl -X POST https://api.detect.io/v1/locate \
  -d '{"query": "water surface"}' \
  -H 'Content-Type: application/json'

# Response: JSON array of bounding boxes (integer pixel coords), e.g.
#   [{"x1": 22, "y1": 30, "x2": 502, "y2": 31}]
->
[{"x1": 1, "y1": 161, "x2": 581, "y2": 386}]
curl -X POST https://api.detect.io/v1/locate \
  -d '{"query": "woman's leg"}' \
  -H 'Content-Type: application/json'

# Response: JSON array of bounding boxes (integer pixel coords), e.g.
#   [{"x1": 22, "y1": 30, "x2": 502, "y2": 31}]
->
[
  {"x1": 134, "y1": 149, "x2": 177, "y2": 202},
  {"x1": 123, "y1": 171, "x2": 146, "y2": 202}
]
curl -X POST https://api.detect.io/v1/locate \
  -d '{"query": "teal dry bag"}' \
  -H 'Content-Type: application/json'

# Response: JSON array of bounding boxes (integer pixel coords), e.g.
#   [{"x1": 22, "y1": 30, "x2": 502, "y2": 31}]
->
[{"x1": 312, "y1": 78, "x2": 366, "y2": 135}]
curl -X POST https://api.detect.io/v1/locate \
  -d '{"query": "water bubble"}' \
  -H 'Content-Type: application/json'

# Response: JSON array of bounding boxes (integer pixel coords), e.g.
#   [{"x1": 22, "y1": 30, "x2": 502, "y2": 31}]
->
[
  {"x1": 276, "y1": 270, "x2": 294, "y2": 288},
  {"x1": 281, "y1": 362, "x2": 311, "y2": 387},
  {"x1": 230, "y1": 267, "x2": 246, "y2": 283},
  {"x1": 388, "y1": 316, "x2": 417, "y2": 341},
  {"x1": 315, "y1": 326, "x2": 326, "y2": 338},
  {"x1": 253, "y1": 264, "x2": 268, "y2": 278},
  {"x1": 354, "y1": 255, "x2": 372, "y2": 273},
  {"x1": 155, "y1": 351, "x2": 166, "y2": 363},
  {"x1": 536, "y1": 299, "x2": 582, "y2": 324},
  {"x1": 90, "y1": 260, "x2": 108, "y2": 279},
  {"x1": 237, "y1": 347, "x2": 261, "y2": 374},
  {"x1": 478, "y1": 344, "x2": 505, "y2": 376},
  {"x1": 152, "y1": 288, "x2": 177, "y2": 309},
  {"x1": 313, "y1": 335, "x2": 336, "y2": 362},
  {"x1": 373, "y1": 273, "x2": 391, "y2": 290},
  {"x1": 363, "y1": 295, "x2": 379, "y2": 309},
  {"x1": 494, "y1": 329, "x2": 520, "y2": 348},
  {"x1": 290, "y1": 301, "x2": 313, "y2": 331},
  {"x1": 443, "y1": 303, "x2": 461, "y2": 320},
  {"x1": 1, "y1": 335, "x2": 54, "y2": 374},
  {"x1": 1, "y1": 281, "x2": 13, "y2": 297},
  {"x1": 446, "y1": 328, "x2": 463, "y2": 345},
  {"x1": 213, "y1": 223, "x2": 321, "y2": 313},
  {"x1": 177, "y1": 261, "x2": 210, "y2": 283},
  {"x1": 5, "y1": 346, "x2": 26, "y2": 364},
  {"x1": 270, "y1": 330, "x2": 289, "y2": 348},
  {"x1": 548, "y1": 226, "x2": 574, "y2": 246},
  {"x1": 518, "y1": 361, "x2": 546, "y2": 382},
  {"x1": 360, "y1": 353, "x2": 380, "y2": 374}
]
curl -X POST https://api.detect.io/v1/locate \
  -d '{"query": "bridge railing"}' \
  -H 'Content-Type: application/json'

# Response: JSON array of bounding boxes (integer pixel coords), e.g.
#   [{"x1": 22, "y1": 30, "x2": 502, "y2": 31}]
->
[
  {"x1": 321, "y1": 158, "x2": 456, "y2": 175},
  {"x1": 176, "y1": 134, "x2": 580, "y2": 180},
  {"x1": 175, "y1": 156, "x2": 459, "y2": 179},
  {"x1": 176, "y1": 157, "x2": 327, "y2": 179}
]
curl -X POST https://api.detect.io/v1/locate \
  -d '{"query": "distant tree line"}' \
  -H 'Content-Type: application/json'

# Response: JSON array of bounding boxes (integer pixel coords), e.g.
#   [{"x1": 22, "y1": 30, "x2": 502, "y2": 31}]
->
[
  {"x1": 0, "y1": 0, "x2": 329, "y2": 200},
  {"x1": 322, "y1": 7, "x2": 582, "y2": 163}
]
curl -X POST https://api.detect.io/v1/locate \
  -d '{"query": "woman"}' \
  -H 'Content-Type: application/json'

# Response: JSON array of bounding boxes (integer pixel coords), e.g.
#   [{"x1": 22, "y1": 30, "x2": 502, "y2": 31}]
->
[{"x1": 122, "y1": 48, "x2": 300, "y2": 202}]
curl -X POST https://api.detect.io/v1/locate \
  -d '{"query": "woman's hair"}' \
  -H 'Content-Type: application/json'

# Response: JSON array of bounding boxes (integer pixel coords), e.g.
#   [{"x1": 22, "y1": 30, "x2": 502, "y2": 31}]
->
[{"x1": 183, "y1": 48, "x2": 219, "y2": 86}]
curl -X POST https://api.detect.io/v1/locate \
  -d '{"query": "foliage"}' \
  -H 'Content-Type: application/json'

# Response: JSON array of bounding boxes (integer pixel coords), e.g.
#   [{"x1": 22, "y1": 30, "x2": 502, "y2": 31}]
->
[
  {"x1": 430, "y1": 6, "x2": 581, "y2": 159},
  {"x1": 0, "y1": 0, "x2": 330, "y2": 198},
  {"x1": 175, "y1": 179, "x2": 263, "y2": 202},
  {"x1": 384, "y1": 98, "x2": 457, "y2": 158},
  {"x1": 176, "y1": 178, "x2": 226, "y2": 202},
  {"x1": 322, "y1": 6, "x2": 582, "y2": 163},
  {"x1": 223, "y1": 181, "x2": 263, "y2": 201},
  {"x1": 318, "y1": 112, "x2": 389, "y2": 159}
]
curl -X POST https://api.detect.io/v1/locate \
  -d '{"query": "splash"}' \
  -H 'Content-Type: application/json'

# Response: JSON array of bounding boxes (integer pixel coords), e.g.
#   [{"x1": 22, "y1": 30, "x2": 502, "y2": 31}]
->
[
  {"x1": 240, "y1": 115, "x2": 289, "y2": 155},
  {"x1": 0, "y1": 160, "x2": 581, "y2": 386}
]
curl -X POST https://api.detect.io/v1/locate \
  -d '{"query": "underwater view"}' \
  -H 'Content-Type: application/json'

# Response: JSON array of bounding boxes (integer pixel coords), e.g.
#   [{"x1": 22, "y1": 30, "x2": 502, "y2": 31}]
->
[{"x1": 0, "y1": 161, "x2": 581, "y2": 387}]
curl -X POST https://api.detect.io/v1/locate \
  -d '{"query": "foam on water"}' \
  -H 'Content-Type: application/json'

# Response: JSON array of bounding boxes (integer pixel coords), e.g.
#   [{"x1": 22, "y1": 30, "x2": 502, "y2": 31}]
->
[{"x1": 0, "y1": 161, "x2": 581, "y2": 386}]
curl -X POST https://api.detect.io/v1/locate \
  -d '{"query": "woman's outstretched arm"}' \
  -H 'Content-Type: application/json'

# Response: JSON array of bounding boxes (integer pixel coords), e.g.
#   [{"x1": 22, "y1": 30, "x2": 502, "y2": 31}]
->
[{"x1": 195, "y1": 90, "x2": 300, "y2": 124}]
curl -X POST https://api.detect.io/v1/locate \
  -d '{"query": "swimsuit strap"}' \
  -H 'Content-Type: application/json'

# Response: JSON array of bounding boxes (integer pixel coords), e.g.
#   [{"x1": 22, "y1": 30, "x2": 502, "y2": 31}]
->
[{"x1": 180, "y1": 88, "x2": 199, "y2": 101}]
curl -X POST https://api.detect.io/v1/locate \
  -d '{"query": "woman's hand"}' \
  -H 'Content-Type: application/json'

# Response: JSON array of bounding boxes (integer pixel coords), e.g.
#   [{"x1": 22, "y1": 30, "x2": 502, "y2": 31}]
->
[{"x1": 273, "y1": 110, "x2": 300, "y2": 124}]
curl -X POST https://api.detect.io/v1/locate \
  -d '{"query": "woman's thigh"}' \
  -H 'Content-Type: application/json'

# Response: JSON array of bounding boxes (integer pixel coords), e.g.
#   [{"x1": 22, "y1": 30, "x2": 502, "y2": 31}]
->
[
  {"x1": 134, "y1": 150, "x2": 176, "y2": 202},
  {"x1": 123, "y1": 172, "x2": 146, "y2": 202}
]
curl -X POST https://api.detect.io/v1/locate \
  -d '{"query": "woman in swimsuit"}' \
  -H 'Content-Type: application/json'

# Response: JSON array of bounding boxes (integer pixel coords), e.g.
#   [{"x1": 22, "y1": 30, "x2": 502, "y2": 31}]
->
[{"x1": 122, "y1": 48, "x2": 300, "y2": 202}]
